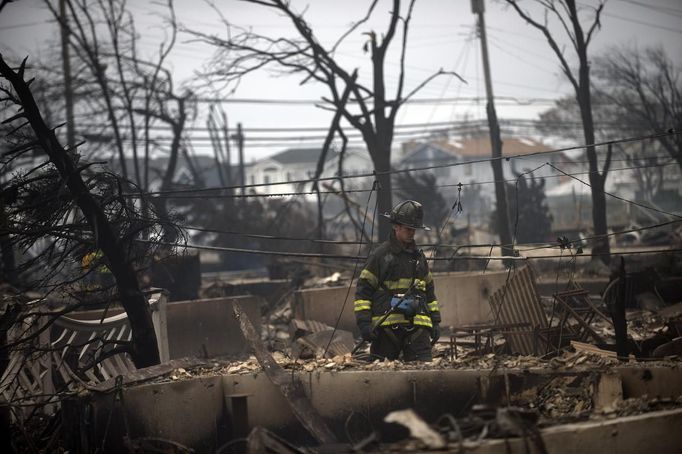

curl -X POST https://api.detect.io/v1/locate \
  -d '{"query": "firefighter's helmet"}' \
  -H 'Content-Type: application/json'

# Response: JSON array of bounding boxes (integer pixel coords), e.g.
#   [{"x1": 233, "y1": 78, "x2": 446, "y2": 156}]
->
[{"x1": 381, "y1": 200, "x2": 431, "y2": 230}]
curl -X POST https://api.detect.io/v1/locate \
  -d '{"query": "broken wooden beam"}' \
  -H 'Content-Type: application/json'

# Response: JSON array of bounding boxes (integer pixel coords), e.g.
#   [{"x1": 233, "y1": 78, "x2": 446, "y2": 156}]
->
[
  {"x1": 570, "y1": 341, "x2": 617, "y2": 358},
  {"x1": 232, "y1": 301, "x2": 338, "y2": 445}
]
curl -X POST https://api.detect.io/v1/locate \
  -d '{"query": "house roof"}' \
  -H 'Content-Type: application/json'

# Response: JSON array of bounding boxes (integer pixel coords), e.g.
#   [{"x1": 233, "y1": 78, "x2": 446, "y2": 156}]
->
[
  {"x1": 401, "y1": 136, "x2": 549, "y2": 162},
  {"x1": 400, "y1": 143, "x2": 460, "y2": 165},
  {"x1": 451, "y1": 136, "x2": 547, "y2": 157},
  {"x1": 269, "y1": 147, "x2": 332, "y2": 165}
]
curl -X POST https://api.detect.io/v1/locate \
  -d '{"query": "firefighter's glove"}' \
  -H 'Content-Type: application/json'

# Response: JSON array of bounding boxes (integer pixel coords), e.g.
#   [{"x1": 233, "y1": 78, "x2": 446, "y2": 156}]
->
[
  {"x1": 431, "y1": 323, "x2": 440, "y2": 346},
  {"x1": 359, "y1": 322, "x2": 375, "y2": 342}
]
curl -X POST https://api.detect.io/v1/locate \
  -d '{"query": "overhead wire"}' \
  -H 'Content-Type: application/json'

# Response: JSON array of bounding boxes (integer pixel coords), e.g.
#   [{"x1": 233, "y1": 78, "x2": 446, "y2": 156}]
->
[
  {"x1": 132, "y1": 238, "x2": 682, "y2": 262},
  {"x1": 547, "y1": 162, "x2": 682, "y2": 220},
  {"x1": 123, "y1": 152, "x2": 680, "y2": 200},
  {"x1": 165, "y1": 218, "x2": 682, "y2": 252},
  {"x1": 121, "y1": 129, "x2": 682, "y2": 196},
  {"x1": 322, "y1": 177, "x2": 379, "y2": 357}
]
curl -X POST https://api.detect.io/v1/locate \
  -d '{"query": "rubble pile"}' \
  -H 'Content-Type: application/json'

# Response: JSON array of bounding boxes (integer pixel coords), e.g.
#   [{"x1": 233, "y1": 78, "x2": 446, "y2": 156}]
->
[
  {"x1": 153, "y1": 347, "x2": 676, "y2": 383},
  {"x1": 597, "y1": 395, "x2": 682, "y2": 418},
  {"x1": 517, "y1": 375, "x2": 594, "y2": 420}
]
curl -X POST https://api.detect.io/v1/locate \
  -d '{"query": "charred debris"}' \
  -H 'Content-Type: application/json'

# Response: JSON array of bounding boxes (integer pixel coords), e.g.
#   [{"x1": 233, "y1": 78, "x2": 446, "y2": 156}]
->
[{"x1": 3, "y1": 252, "x2": 682, "y2": 453}]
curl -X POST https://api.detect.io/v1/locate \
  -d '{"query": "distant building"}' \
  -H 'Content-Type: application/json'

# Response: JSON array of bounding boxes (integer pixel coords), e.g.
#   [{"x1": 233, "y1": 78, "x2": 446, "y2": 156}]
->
[
  {"x1": 398, "y1": 135, "x2": 562, "y2": 224},
  {"x1": 245, "y1": 147, "x2": 334, "y2": 196},
  {"x1": 245, "y1": 146, "x2": 374, "y2": 198}
]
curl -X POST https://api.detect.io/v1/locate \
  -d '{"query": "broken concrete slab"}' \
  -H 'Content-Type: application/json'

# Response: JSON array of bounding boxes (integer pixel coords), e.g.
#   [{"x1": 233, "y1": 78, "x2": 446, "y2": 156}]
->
[
  {"x1": 289, "y1": 319, "x2": 332, "y2": 339},
  {"x1": 166, "y1": 295, "x2": 263, "y2": 359},
  {"x1": 292, "y1": 329, "x2": 355, "y2": 359},
  {"x1": 292, "y1": 270, "x2": 512, "y2": 333},
  {"x1": 458, "y1": 408, "x2": 682, "y2": 454}
]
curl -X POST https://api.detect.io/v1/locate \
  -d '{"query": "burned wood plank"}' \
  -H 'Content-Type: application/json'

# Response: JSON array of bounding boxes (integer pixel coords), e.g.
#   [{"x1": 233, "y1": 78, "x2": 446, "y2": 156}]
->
[
  {"x1": 489, "y1": 266, "x2": 548, "y2": 355},
  {"x1": 90, "y1": 357, "x2": 206, "y2": 392},
  {"x1": 232, "y1": 301, "x2": 338, "y2": 445},
  {"x1": 570, "y1": 341, "x2": 617, "y2": 358}
]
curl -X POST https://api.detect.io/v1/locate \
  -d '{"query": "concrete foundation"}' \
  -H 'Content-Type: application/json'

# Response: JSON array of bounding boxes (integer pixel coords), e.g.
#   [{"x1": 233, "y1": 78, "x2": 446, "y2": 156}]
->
[
  {"x1": 293, "y1": 270, "x2": 512, "y2": 333},
  {"x1": 166, "y1": 295, "x2": 262, "y2": 359},
  {"x1": 74, "y1": 365, "x2": 682, "y2": 453},
  {"x1": 464, "y1": 408, "x2": 682, "y2": 454},
  {"x1": 66, "y1": 295, "x2": 263, "y2": 360}
]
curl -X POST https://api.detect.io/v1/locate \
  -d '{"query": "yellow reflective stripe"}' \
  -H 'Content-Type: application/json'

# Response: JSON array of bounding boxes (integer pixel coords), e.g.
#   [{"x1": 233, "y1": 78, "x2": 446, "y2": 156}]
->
[
  {"x1": 383, "y1": 278, "x2": 428, "y2": 292},
  {"x1": 359, "y1": 269, "x2": 378, "y2": 288},
  {"x1": 372, "y1": 314, "x2": 409, "y2": 326},
  {"x1": 383, "y1": 278, "x2": 412, "y2": 290},
  {"x1": 413, "y1": 314, "x2": 433, "y2": 327},
  {"x1": 371, "y1": 313, "x2": 434, "y2": 328},
  {"x1": 354, "y1": 299, "x2": 372, "y2": 311},
  {"x1": 428, "y1": 300, "x2": 440, "y2": 312}
]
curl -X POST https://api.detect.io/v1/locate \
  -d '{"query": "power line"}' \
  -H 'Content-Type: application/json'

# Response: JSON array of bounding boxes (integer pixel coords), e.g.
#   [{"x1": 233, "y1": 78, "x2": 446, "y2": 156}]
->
[
  {"x1": 173, "y1": 216, "x2": 682, "y2": 250},
  {"x1": 517, "y1": 218, "x2": 682, "y2": 253},
  {"x1": 133, "y1": 160, "x2": 679, "y2": 200},
  {"x1": 0, "y1": 21, "x2": 49, "y2": 31},
  {"x1": 614, "y1": 0, "x2": 682, "y2": 18},
  {"x1": 547, "y1": 163, "x2": 682, "y2": 220},
  {"x1": 602, "y1": 11, "x2": 682, "y2": 34},
  {"x1": 136, "y1": 238, "x2": 682, "y2": 261},
  {"x1": 130, "y1": 95, "x2": 558, "y2": 106},
  {"x1": 73, "y1": 117, "x2": 634, "y2": 134},
  {"x1": 125, "y1": 129, "x2": 681, "y2": 196}
]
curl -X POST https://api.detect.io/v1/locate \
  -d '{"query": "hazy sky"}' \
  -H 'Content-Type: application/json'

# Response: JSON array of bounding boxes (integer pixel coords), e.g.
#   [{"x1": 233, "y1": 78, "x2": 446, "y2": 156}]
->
[{"x1": 1, "y1": 0, "x2": 681, "y2": 161}]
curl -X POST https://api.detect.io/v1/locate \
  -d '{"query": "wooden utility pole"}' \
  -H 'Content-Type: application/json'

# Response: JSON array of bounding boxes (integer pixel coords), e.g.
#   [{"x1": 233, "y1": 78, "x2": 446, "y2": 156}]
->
[
  {"x1": 221, "y1": 110, "x2": 232, "y2": 187},
  {"x1": 232, "y1": 123, "x2": 245, "y2": 196},
  {"x1": 471, "y1": 0, "x2": 513, "y2": 259},
  {"x1": 59, "y1": 0, "x2": 76, "y2": 152}
]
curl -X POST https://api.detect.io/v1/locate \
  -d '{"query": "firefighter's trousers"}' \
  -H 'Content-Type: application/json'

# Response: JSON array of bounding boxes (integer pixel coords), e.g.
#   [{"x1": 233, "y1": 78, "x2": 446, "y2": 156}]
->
[{"x1": 370, "y1": 325, "x2": 432, "y2": 361}]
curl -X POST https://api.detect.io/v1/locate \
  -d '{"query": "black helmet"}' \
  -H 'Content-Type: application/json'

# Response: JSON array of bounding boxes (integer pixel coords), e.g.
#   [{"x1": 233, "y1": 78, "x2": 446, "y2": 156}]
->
[{"x1": 381, "y1": 200, "x2": 431, "y2": 230}]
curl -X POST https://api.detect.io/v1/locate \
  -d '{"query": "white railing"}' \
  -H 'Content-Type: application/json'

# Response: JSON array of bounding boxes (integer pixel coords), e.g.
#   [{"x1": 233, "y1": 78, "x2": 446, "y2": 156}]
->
[{"x1": 0, "y1": 291, "x2": 168, "y2": 421}]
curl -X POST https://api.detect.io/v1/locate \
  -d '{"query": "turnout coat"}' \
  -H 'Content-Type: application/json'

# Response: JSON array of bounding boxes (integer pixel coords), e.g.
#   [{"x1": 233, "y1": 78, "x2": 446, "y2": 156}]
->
[{"x1": 354, "y1": 230, "x2": 441, "y2": 330}]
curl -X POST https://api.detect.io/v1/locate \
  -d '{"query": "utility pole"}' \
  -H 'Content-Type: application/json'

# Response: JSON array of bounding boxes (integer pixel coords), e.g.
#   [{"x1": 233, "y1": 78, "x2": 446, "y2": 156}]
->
[
  {"x1": 221, "y1": 110, "x2": 232, "y2": 187},
  {"x1": 232, "y1": 123, "x2": 245, "y2": 196},
  {"x1": 59, "y1": 0, "x2": 76, "y2": 152},
  {"x1": 471, "y1": 0, "x2": 513, "y2": 260}
]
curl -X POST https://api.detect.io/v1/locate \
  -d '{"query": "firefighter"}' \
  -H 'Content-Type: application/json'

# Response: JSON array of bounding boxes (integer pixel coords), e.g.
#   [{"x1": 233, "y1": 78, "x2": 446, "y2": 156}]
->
[{"x1": 354, "y1": 200, "x2": 441, "y2": 361}]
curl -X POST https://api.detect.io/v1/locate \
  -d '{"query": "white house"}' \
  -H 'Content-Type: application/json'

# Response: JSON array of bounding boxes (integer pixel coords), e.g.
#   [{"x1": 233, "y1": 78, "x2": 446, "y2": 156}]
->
[
  {"x1": 245, "y1": 147, "x2": 334, "y2": 196},
  {"x1": 245, "y1": 146, "x2": 375, "y2": 198}
]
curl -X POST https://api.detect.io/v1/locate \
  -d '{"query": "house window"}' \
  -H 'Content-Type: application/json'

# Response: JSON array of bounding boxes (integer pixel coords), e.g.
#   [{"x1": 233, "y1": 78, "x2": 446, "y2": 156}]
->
[
  {"x1": 250, "y1": 175, "x2": 255, "y2": 185},
  {"x1": 264, "y1": 175, "x2": 270, "y2": 185},
  {"x1": 286, "y1": 172, "x2": 292, "y2": 181}
]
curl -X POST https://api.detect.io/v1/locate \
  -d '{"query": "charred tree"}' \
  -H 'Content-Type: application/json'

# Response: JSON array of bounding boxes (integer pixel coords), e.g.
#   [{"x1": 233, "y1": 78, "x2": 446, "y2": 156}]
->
[
  {"x1": 187, "y1": 0, "x2": 464, "y2": 241},
  {"x1": 0, "y1": 56, "x2": 161, "y2": 368},
  {"x1": 507, "y1": 0, "x2": 611, "y2": 264},
  {"x1": 594, "y1": 46, "x2": 682, "y2": 174}
]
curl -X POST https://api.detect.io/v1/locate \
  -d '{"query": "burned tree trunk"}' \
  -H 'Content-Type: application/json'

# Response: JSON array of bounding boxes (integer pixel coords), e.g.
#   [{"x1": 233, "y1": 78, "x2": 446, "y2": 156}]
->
[
  {"x1": 0, "y1": 56, "x2": 160, "y2": 368},
  {"x1": 506, "y1": 0, "x2": 610, "y2": 265}
]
